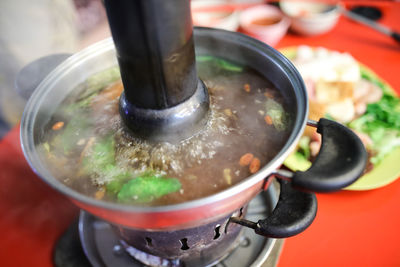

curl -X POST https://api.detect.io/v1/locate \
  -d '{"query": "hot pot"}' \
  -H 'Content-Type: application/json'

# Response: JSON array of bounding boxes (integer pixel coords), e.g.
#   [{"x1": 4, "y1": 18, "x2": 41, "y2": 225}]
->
[
  {"x1": 21, "y1": 27, "x2": 366, "y2": 231},
  {"x1": 20, "y1": 27, "x2": 366, "y2": 265}
]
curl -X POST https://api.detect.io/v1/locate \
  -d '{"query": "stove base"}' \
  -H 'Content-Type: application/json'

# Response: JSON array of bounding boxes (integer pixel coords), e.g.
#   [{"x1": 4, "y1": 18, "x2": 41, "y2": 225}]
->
[
  {"x1": 74, "y1": 182, "x2": 282, "y2": 267},
  {"x1": 54, "y1": 220, "x2": 283, "y2": 267}
]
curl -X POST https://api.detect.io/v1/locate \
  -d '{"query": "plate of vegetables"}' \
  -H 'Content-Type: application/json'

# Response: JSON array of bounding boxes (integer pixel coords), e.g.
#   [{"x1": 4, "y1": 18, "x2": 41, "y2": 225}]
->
[{"x1": 281, "y1": 46, "x2": 400, "y2": 190}]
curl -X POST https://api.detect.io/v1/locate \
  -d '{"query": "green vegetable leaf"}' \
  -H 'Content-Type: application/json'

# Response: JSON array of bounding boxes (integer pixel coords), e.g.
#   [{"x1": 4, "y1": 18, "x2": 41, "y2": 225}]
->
[
  {"x1": 63, "y1": 67, "x2": 121, "y2": 114},
  {"x1": 349, "y1": 94, "x2": 400, "y2": 141},
  {"x1": 265, "y1": 98, "x2": 289, "y2": 131},
  {"x1": 298, "y1": 136, "x2": 311, "y2": 159},
  {"x1": 117, "y1": 175, "x2": 181, "y2": 203},
  {"x1": 81, "y1": 136, "x2": 181, "y2": 203},
  {"x1": 284, "y1": 152, "x2": 312, "y2": 172},
  {"x1": 81, "y1": 135, "x2": 131, "y2": 181},
  {"x1": 83, "y1": 67, "x2": 120, "y2": 100},
  {"x1": 196, "y1": 55, "x2": 243, "y2": 72},
  {"x1": 90, "y1": 135, "x2": 115, "y2": 167},
  {"x1": 106, "y1": 180, "x2": 124, "y2": 195},
  {"x1": 196, "y1": 55, "x2": 215, "y2": 62},
  {"x1": 215, "y1": 59, "x2": 243, "y2": 72},
  {"x1": 63, "y1": 97, "x2": 93, "y2": 114},
  {"x1": 51, "y1": 116, "x2": 90, "y2": 155},
  {"x1": 349, "y1": 86, "x2": 400, "y2": 165},
  {"x1": 366, "y1": 94, "x2": 400, "y2": 129},
  {"x1": 370, "y1": 131, "x2": 400, "y2": 165}
]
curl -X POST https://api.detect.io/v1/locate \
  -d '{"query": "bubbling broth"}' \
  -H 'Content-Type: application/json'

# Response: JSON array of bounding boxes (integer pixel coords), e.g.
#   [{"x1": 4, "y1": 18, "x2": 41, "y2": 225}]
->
[{"x1": 38, "y1": 56, "x2": 291, "y2": 206}]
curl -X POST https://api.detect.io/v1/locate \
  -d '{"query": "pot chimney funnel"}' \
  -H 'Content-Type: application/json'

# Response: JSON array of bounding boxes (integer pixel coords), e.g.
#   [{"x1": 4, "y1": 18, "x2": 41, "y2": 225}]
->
[{"x1": 103, "y1": 0, "x2": 209, "y2": 141}]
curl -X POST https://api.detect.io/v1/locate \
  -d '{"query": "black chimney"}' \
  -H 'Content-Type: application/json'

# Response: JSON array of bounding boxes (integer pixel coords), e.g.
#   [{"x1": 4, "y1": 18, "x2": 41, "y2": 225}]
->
[{"x1": 103, "y1": 0, "x2": 209, "y2": 141}]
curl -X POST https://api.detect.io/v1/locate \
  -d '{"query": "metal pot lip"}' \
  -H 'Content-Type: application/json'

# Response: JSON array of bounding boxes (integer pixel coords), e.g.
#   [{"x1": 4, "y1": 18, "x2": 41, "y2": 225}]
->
[{"x1": 20, "y1": 27, "x2": 308, "y2": 214}]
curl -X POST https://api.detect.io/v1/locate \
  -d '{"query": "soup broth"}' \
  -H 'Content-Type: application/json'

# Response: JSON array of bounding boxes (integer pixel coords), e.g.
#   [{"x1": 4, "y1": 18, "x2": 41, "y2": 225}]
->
[{"x1": 38, "y1": 56, "x2": 291, "y2": 206}]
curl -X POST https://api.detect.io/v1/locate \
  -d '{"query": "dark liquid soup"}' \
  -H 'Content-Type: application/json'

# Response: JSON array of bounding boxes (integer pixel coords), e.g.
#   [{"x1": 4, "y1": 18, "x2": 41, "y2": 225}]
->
[{"x1": 38, "y1": 57, "x2": 291, "y2": 206}]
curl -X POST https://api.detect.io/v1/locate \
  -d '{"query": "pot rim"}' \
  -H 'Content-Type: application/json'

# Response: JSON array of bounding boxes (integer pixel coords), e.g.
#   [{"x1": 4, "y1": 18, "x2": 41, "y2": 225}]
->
[{"x1": 20, "y1": 28, "x2": 308, "y2": 214}]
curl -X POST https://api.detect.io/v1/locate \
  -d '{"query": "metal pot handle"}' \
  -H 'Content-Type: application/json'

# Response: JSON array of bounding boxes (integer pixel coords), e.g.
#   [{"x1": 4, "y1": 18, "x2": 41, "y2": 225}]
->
[
  {"x1": 231, "y1": 118, "x2": 367, "y2": 238},
  {"x1": 230, "y1": 179, "x2": 317, "y2": 238},
  {"x1": 276, "y1": 118, "x2": 368, "y2": 192}
]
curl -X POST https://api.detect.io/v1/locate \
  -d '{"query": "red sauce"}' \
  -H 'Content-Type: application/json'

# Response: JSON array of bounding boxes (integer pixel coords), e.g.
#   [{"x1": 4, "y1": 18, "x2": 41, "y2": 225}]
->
[{"x1": 251, "y1": 17, "x2": 281, "y2": 26}]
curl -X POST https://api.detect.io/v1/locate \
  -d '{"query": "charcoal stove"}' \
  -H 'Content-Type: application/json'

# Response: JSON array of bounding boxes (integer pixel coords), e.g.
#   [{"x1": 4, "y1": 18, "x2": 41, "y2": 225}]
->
[{"x1": 52, "y1": 182, "x2": 281, "y2": 267}]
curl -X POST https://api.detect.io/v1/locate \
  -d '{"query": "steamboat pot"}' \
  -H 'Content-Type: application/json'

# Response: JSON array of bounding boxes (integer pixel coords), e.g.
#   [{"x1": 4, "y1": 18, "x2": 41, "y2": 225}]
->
[{"x1": 20, "y1": 28, "x2": 366, "y2": 238}]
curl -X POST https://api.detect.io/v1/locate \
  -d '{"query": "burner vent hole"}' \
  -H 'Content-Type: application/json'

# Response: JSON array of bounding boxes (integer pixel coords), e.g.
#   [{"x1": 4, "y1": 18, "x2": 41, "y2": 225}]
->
[
  {"x1": 214, "y1": 225, "x2": 221, "y2": 240},
  {"x1": 180, "y1": 238, "x2": 190, "y2": 250},
  {"x1": 145, "y1": 237, "x2": 153, "y2": 247}
]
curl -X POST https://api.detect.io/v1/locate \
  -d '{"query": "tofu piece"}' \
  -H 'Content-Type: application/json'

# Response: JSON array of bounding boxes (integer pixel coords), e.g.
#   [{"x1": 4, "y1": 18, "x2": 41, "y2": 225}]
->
[
  {"x1": 315, "y1": 80, "x2": 354, "y2": 104},
  {"x1": 326, "y1": 98, "x2": 355, "y2": 123}
]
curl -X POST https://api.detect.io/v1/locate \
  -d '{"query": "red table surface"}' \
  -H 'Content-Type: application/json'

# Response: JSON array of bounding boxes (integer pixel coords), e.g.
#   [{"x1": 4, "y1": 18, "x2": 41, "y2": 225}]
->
[{"x1": 1, "y1": 2, "x2": 400, "y2": 267}]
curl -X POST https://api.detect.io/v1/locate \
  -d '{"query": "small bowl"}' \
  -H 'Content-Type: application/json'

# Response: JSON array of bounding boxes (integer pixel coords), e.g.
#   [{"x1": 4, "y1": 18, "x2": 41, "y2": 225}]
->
[
  {"x1": 191, "y1": 0, "x2": 240, "y2": 32},
  {"x1": 280, "y1": 1, "x2": 340, "y2": 36},
  {"x1": 239, "y1": 5, "x2": 290, "y2": 47}
]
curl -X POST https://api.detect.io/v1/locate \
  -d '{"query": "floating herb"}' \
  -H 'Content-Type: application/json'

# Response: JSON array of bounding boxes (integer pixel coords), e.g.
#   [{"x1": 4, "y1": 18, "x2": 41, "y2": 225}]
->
[
  {"x1": 117, "y1": 175, "x2": 181, "y2": 204},
  {"x1": 265, "y1": 98, "x2": 288, "y2": 131},
  {"x1": 197, "y1": 55, "x2": 243, "y2": 72},
  {"x1": 81, "y1": 135, "x2": 131, "y2": 181}
]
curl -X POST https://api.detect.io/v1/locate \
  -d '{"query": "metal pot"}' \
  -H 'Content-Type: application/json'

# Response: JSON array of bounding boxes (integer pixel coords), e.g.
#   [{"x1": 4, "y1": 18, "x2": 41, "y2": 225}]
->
[{"x1": 20, "y1": 28, "x2": 366, "y2": 238}]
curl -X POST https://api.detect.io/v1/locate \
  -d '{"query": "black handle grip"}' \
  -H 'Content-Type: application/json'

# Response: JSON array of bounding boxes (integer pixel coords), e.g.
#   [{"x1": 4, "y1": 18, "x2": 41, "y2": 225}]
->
[
  {"x1": 391, "y1": 32, "x2": 400, "y2": 44},
  {"x1": 256, "y1": 179, "x2": 317, "y2": 238},
  {"x1": 292, "y1": 118, "x2": 367, "y2": 192},
  {"x1": 230, "y1": 179, "x2": 317, "y2": 238}
]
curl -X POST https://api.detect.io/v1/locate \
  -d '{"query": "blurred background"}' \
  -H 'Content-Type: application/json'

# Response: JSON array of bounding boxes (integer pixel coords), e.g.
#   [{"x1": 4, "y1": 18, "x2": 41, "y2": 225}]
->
[
  {"x1": 0, "y1": 0, "x2": 394, "y2": 138},
  {"x1": 0, "y1": 0, "x2": 110, "y2": 138},
  {"x1": 1, "y1": 1, "x2": 400, "y2": 267}
]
